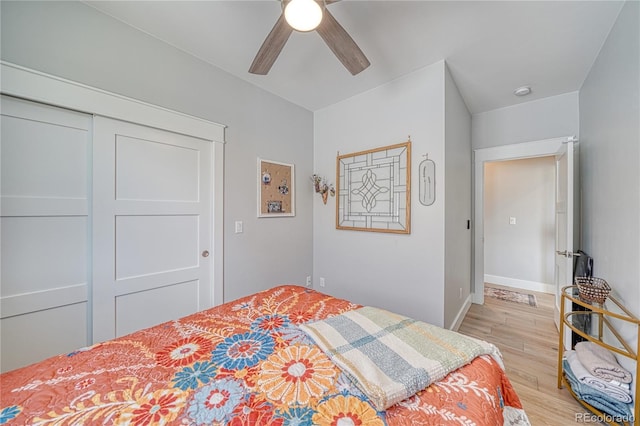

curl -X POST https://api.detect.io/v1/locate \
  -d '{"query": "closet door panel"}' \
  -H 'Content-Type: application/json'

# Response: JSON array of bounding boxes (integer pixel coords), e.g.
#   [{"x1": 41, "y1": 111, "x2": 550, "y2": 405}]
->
[
  {"x1": 1, "y1": 106, "x2": 88, "y2": 200},
  {"x1": 115, "y1": 280, "x2": 199, "y2": 337},
  {"x1": 1, "y1": 303, "x2": 87, "y2": 372},
  {"x1": 116, "y1": 135, "x2": 200, "y2": 202},
  {"x1": 93, "y1": 116, "x2": 212, "y2": 342},
  {"x1": 0, "y1": 95, "x2": 91, "y2": 372},
  {"x1": 115, "y1": 215, "x2": 198, "y2": 279},
  {"x1": 1, "y1": 216, "x2": 87, "y2": 295}
]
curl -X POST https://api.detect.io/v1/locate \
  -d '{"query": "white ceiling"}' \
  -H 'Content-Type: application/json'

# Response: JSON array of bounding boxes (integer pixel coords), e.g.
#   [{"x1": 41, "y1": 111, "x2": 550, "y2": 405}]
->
[{"x1": 86, "y1": 1, "x2": 624, "y2": 114}]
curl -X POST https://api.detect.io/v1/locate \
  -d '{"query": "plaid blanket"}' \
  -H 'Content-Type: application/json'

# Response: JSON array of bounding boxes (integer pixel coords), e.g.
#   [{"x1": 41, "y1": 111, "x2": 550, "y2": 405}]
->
[{"x1": 300, "y1": 306, "x2": 503, "y2": 410}]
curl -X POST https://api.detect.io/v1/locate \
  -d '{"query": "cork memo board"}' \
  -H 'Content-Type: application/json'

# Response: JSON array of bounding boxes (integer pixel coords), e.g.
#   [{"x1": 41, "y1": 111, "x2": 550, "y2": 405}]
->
[{"x1": 257, "y1": 158, "x2": 295, "y2": 217}]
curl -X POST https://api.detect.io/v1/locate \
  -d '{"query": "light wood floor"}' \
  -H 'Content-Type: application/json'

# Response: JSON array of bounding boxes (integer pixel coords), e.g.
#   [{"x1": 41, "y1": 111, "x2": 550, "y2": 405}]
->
[{"x1": 458, "y1": 284, "x2": 585, "y2": 425}]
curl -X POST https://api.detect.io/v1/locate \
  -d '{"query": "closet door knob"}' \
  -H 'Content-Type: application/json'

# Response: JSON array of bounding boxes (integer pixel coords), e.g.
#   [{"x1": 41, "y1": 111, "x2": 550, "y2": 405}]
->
[{"x1": 202, "y1": 250, "x2": 210, "y2": 258}]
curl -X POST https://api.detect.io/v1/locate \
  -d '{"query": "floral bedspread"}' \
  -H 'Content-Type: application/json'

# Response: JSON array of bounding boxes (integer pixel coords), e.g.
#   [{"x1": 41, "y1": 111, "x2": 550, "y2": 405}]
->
[{"x1": 1, "y1": 285, "x2": 527, "y2": 425}]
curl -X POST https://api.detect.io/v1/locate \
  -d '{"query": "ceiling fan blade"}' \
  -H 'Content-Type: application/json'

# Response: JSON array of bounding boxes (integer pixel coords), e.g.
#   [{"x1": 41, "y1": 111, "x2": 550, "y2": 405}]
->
[
  {"x1": 316, "y1": 9, "x2": 370, "y2": 75},
  {"x1": 249, "y1": 14, "x2": 293, "y2": 75}
]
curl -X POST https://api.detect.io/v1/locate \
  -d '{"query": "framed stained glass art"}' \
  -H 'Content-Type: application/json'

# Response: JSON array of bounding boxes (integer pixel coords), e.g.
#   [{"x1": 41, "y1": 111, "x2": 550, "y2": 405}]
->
[{"x1": 336, "y1": 141, "x2": 411, "y2": 233}]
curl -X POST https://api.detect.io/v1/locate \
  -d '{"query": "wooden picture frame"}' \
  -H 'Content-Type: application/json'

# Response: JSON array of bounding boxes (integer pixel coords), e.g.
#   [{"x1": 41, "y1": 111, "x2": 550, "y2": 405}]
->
[
  {"x1": 257, "y1": 158, "x2": 295, "y2": 217},
  {"x1": 336, "y1": 141, "x2": 411, "y2": 233}
]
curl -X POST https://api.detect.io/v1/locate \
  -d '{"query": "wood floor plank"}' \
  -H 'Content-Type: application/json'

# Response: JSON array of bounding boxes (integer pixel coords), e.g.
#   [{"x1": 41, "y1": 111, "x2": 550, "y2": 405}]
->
[{"x1": 459, "y1": 284, "x2": 585, "y2": 423}]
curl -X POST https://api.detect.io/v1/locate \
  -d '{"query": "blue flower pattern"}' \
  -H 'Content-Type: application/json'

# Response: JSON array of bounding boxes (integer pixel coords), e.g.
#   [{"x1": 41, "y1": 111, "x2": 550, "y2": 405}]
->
[
  {"x1": 172, "y1": 360, "x2": 218, "y2": 390},
  {"x1": 251, "y1": 314, "x2": 290, "y2": 332},
  {"x1": 275, "y1": 406, "x2": 316, "y2": 426},
  {"x1": 211, "y1": 331, "x2": 275, "y2": 370},
  {"x1": 187, "y1": 378, "x2": 245, "y2": 423}
]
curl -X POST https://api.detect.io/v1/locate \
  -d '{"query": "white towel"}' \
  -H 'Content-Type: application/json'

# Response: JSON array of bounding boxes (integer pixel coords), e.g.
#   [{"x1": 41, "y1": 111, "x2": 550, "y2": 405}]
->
[
  {"x1": 575, "y1": 341, "x2": 633, "y2": 384},
  {"x1": 566, "y1": 350, "x2": 632, "y2": 403}
]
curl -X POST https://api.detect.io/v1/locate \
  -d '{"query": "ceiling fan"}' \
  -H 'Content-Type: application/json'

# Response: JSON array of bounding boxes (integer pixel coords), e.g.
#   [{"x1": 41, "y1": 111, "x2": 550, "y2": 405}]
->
[{"x1": 249, "y1": 0, "x2": 370, "y2": 76}]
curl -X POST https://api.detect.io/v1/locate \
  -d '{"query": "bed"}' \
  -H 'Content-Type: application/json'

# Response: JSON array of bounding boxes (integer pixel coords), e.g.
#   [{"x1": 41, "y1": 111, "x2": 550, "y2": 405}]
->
[{"x1": 1, "y1": 285, "x2": 530, "y2": 425}]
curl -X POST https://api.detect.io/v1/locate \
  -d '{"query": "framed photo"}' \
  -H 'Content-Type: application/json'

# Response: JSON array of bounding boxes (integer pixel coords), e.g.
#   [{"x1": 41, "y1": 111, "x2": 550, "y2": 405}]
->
[
  {"x1": 336, "y1": 141, "x2": 411, "y2": 233},
  {"x1": 257, "y1": 158, "x2": 295, "y2": 217}
]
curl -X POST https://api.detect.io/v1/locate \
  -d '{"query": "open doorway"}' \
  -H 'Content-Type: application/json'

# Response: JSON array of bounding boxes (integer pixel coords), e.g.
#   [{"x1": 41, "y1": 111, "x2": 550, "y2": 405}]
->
[
  {"x1": 472, "y1": 136, "x2": 578, "y2": 311},
  {"x1": 484, "y1": 156, "x2": 556, "y2": 294}
]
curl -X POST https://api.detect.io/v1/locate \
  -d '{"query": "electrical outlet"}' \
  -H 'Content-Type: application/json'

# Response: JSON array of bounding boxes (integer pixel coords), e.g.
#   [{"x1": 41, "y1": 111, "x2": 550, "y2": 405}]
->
[
  {"x1": 306, "y1": 276, "x2": 312, "y2": 287},
  {"x1": 319, "y1": 277, "x2": 325, "y2": 287}
]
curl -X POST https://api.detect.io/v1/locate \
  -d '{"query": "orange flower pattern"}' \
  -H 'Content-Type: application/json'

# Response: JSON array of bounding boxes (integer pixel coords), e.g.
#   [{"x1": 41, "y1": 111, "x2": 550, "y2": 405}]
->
[
  {"x1": 0, "y1": 285, "x2": 525, "y2": 426},
  {"x1": 288, "y1": 310, "x2": 313, "y2": 324},
  {"x1": 313, "y1": 394, "x2": 384, "y2": 426},
  {"x1": 117, "y1": 388, "x2": 187, "y2": 425},
  {"x1": 156, "y1": 336, "x2": 213, "y2": 368},
  {"x1": 258, "y1": 345, "x2": 338, "y2": 406}
]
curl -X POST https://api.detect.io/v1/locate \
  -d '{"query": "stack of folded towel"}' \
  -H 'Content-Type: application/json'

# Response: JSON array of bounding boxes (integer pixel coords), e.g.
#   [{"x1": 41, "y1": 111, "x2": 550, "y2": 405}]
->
[{"x1": 563, "y1": 341, "x2": 633, "y2": 419}]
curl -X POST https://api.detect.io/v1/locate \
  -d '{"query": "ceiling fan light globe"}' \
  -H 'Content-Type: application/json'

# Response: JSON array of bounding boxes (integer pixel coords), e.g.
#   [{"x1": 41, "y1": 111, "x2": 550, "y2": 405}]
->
[{"x1": 284, "y1": 0, "x2": 323, "y2": 32}]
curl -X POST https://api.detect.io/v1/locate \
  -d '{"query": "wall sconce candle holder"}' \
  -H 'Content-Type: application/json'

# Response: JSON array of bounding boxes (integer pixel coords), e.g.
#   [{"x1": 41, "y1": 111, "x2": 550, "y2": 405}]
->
[{"x1": 311, "y1": 174, "x2": 335, "y2": 204}]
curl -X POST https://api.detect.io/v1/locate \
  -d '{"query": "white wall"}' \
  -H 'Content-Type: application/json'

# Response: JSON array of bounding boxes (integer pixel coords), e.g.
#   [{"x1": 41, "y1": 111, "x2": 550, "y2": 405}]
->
[
  {"x1": 472, "y1": 92, "x2": 579, "y2": 149},
  {"x1": 484, "y1": 157, "x2": 555, "y2": 292},
  {"x1": 471, "y1": 83, "x2": 580, "y2": 300},
  {"x1": 444, "y1": 65, "x2": 472, "y2": 328},
  {"x1": 0, "y1": 1, "x2": 315, "y2": 302},
  {"x1": 313, "y1": 61, "x2": 447, "y2": 326},
  {"x1": 579, "y1": 0, "x2": 639, "y2": 372}
]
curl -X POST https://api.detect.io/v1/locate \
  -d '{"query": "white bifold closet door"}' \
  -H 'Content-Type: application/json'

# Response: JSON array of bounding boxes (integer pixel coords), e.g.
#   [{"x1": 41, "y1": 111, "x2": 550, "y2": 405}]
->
[
  {"x1": 92, "y1": 117, "x2": 212, "y2": 343},
  {"x1": 1, "y1": 95, "x2": 91, "y2": 372}
]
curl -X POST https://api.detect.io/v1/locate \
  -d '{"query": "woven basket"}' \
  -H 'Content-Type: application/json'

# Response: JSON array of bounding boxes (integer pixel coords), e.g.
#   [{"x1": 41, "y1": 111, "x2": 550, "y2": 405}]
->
[{"x1": 575, "y1": 276, "x2": 610, "y2": 304}]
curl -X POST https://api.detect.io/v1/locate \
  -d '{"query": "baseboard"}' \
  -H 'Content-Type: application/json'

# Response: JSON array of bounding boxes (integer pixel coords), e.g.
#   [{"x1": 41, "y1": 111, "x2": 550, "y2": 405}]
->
[
  {"x1": 449, "y1": 295, "x2": 472, "y2": 331},
  {"x1": 484, "y1": 274, "x2": 554, "y2": 294}
]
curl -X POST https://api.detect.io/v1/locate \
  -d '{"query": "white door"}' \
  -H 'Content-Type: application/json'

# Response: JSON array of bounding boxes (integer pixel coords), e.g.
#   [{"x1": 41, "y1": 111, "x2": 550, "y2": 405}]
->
[
  {"x1": 0, "y1": 95, "x2": 91, "y2": 371},
  {"x1": 92, "y1": 116, "x2": 213, "y2": 342},
  {"x1": 554, "y1": 139, "x2": 579, "y2": 335}
]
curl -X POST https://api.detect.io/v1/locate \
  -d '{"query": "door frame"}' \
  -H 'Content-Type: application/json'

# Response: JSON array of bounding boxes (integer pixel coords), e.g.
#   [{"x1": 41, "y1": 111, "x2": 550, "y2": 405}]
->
[
  {"x1": 0, "y1": 61, "x2": 226, "y2": 309},
  {"x1": 472, "y1": 136, "x2": 577, "y2": 305}
]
